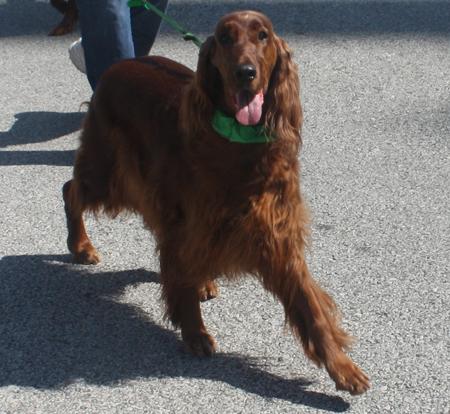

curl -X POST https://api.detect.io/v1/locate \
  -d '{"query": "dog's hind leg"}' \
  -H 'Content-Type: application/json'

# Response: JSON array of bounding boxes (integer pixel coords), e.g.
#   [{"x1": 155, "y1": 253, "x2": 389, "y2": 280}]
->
[
  {"x1": 159, "y1": 246, "x2": 216, "y2": 357},
  {"x1": 50, "y1": 0, "x2": 67, "y2": 13},
  {"x1": 49, "y1": 0, "x2": 78, "y2": 36},
  {"x1": 62, "y1": 179, "x2": 101, "y2": 264},
  {"x1": 199, "y1": 281, "x2": 218, "y2": 302},
  {"x1": 175, "y1": 285, "x2": 216, "y2": 357}
]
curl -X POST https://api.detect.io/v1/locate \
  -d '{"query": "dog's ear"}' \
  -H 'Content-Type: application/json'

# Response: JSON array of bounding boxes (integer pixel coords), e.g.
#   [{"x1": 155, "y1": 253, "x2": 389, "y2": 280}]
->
[
  {"x1": 181, "y1": 36, "x2": 218, "y2": 135},
  {"x1": 196, "y1": 36, "x2": 217, "y2": 95},
  {"x1": 265, "y1": 35, "x2": 303, "y2": 150}
]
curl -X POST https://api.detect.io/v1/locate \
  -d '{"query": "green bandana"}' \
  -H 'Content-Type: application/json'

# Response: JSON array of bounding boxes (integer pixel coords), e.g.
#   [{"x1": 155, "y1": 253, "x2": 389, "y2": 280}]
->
[{"x1": 212, "y1": 109, "x2": 274, "y2": 144}]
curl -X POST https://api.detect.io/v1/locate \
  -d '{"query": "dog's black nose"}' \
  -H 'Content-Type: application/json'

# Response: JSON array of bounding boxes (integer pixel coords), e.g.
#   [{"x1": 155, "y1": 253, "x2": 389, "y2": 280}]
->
[{"x1": 234, "y1": 64, "x2": 257, "y2": 83}]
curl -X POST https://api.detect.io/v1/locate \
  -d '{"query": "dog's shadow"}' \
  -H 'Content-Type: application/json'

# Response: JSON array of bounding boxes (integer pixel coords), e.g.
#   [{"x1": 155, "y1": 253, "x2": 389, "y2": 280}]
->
[{"x1": 0, "y1": 254, "x2": 350, "y2": 412}]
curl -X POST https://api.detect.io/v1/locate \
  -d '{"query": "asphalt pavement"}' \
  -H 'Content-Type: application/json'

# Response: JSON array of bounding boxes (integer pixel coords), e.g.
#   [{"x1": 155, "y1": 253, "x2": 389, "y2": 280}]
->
[{"x1": 1, "y1": 0, "x2": 449, "y2": 413}]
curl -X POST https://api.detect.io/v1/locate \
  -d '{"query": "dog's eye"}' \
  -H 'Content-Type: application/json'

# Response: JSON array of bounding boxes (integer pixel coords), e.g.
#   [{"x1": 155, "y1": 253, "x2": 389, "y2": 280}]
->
[
  {"x1": 219, "y1": 33, "x2": 231, "y2": 45},
  {"x1": 258, "y1": 31, "x2": 268, "y2": 41}
]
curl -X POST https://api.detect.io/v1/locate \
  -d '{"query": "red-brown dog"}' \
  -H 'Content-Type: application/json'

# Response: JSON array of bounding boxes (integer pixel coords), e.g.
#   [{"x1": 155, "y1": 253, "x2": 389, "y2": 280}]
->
[{"x1": 63, "y1": 11, "x2": 370, "y2": 394}]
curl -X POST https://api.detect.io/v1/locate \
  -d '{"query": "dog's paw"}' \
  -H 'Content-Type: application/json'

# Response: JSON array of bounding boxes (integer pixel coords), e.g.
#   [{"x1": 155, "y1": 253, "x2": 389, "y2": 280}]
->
[
  {"x1": 49, "y1": 24, "x2": 73, "y2": 36},
  {"x1": 183, "y1": 330, "x2": 216, "y2": 358},
  {"x1": 72, "y1": 248, "x2": 101, "y2": 265},
  {"x1": 327, "y1": 354, "x2": 370, "y2": 395},
  {"x1": 199, "y1": 281, "x2": 218, "y2": 302}
]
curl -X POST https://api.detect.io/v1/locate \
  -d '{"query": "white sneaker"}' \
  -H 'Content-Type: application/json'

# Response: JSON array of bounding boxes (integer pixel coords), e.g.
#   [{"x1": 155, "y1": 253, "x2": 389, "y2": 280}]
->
[{"x1": 69, "y1": 38, "x2": 86, "y2": 74}]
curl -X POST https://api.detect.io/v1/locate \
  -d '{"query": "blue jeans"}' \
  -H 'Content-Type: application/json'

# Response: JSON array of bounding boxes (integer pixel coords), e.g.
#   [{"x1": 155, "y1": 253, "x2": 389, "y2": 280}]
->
[{"x1": 77, "y1": 0, "x2": 170, "y2": 90}]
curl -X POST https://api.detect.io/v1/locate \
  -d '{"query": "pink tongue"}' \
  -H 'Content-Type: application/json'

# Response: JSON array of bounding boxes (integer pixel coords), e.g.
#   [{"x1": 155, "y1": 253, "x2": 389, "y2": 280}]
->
[{"x1": 234, "y1": 90, "x2": 264, "y2": 126}]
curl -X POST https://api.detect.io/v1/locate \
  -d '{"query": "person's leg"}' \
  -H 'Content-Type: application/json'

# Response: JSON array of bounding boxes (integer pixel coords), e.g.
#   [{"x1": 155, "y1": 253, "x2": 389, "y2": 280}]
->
[
  {"x1": 76, "y1": 0, "x2": 135, "y2": 90},
  {"x1": 130, "y1": 0, "x2": 170, "y2": 57}
]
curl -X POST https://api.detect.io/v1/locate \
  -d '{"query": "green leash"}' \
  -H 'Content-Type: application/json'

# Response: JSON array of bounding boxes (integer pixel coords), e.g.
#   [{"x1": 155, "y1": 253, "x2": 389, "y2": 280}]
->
[{"x1": 128, "y1": 0, "x2": 203, "y2": 47}]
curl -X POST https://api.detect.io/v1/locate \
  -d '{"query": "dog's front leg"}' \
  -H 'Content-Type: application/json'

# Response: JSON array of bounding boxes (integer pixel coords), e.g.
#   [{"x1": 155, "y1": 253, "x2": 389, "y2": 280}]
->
[{"x1": 257, "y1": 249, "x2": 370, "y2": 395}]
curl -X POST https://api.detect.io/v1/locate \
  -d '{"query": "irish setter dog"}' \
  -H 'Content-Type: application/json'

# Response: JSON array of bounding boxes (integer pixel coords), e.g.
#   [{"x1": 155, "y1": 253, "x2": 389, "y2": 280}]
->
[{"x1": 63, "y1": 11, "x2": 369, "y2": 394}]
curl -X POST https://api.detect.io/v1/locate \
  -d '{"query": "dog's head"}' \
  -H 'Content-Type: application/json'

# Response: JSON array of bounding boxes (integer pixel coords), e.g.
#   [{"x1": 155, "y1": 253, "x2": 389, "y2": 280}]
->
[
  {"x1": 209, "y1": 11, "x2": 278, "y2": 126},
  {"x1": 183, "y1": 11, "x2": 301, "y2": 144}
]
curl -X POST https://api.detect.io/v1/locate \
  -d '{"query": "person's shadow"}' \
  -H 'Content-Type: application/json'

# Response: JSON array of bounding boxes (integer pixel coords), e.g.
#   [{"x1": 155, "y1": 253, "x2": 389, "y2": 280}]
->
[
  {"x1": 0, "y1": 254, "x2": 350, "y2": 412},
  {"x1": 0, "y1": 111, "x2": 84, "y2": 166}
]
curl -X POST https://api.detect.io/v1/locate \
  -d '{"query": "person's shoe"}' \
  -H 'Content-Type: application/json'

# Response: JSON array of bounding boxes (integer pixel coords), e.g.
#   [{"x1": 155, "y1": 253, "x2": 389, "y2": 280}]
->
[{"x1": 69, "y1": 38, "x2": 86, "y2": 74}]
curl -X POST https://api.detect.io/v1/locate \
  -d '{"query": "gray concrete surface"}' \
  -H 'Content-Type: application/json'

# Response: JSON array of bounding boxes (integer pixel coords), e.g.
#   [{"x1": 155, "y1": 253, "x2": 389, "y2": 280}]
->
[{"x1": 1, "y1": 0, "x2": 449, "y2": 413}]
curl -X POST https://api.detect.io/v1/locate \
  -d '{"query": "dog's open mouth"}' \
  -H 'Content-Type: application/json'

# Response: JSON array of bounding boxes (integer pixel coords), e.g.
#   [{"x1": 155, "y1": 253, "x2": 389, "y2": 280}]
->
[{"x1": 232, "y1": 90, "x2": 264, "y2": 126}]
